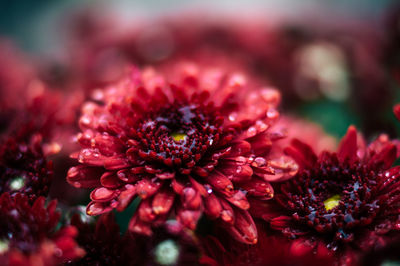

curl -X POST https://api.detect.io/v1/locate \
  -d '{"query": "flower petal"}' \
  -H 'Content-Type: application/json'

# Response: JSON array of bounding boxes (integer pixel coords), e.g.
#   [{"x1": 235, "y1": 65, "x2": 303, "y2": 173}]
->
[
  {"x1": 67, "y1": 166, "x2": 102, "y2": 188},
  {"x1": 204, "y1": 171, "x2": 234, "y2": 197},
  {"x1": 338, "y1": 126, "x2": 358, "y2": 162},
  {"x1": 226, "y1": 209, "x2": 258, "y2": 244},
  {"x1": 204, "y1": 194, "x2": 222, "y2": 219},
  {"x1": 225, "y1": 190, "x2": 250, "y2": 210},
  {"x1": 152, "y1": 189, "x2": 175, "y2": 215}
]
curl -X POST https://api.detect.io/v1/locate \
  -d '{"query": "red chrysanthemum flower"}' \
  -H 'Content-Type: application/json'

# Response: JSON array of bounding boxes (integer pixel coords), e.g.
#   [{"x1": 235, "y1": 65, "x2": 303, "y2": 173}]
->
[
  {"x1": 251, "y1": 126, "x2": 400, "y2": 264},
  {"x1": 66, "y1": 212, "x2": 132, "y2": 265},
  {"x1": 67, "y1": 63, "x2": 297, "y2": 243},
  {"x1": 0, "y1": 129, "x2": 53, "y2": 202},
  {"x1": 0, "y1": 193, "x2": 84, "y2": 266}
]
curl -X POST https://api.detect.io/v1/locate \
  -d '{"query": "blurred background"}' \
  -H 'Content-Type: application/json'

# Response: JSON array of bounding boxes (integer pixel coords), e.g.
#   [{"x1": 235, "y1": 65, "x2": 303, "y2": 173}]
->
[
  {"x1": 0, "y1": 0, "x2": 397, "y2": 52},
  {"x1": 1, "y1": 0, "x2": 399, "y2": 139}
]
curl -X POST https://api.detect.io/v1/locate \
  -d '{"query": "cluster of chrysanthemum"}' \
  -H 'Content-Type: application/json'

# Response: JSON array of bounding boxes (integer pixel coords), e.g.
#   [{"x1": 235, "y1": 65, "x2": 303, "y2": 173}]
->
[{"x1": 1, "y1": 7, "x2": 400, "y2": 266}]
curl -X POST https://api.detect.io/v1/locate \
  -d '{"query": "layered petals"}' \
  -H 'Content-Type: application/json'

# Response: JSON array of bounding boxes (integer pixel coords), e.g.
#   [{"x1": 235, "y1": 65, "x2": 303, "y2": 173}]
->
[
  {"x1": 0, "y1": 193, "x2": 84, "y2": 266},
  {"x1": 255, "y1": 126, "x2": 400, "y2": 263},
  {"x1": 68, "y1": 62, "x2": 295, "y2": 244}
]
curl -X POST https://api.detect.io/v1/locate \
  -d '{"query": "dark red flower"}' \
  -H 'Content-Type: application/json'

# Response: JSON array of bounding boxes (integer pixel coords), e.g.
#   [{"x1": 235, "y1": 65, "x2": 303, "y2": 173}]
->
[
  {"x1": 252, "y1": 126, "x2": 400, "y2": 264},
  {"x1": 67, "y1": 63, "x2": 297, "y2": 244},
  {"x1": 0, "y1": 129, "x2": 53, "y2": 202},
  {"x1": 0, "y1": 193, "x2": 84, "y2": 266},
  {"x1": 68, "y1": 212, "x2": 203, "y2": 266},
  {"x1": 66, "y1": 212, "x2": 132, "y2": 265}
]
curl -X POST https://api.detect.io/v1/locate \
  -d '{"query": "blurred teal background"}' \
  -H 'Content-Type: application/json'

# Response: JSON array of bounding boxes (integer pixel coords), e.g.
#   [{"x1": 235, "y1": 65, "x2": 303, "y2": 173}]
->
[{"x1": 0, "y1": 0, "x2": 398, "y2": 53}]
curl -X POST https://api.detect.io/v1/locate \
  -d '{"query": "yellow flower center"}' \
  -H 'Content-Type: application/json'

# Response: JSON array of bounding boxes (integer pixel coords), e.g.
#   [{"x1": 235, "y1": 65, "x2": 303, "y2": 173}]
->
[
  {"x1": 171, "y1": 132, "x2": 186, "y2": 142},
  {"x1": 323, "y1": 194, "x2": 341, "y2": 211}
]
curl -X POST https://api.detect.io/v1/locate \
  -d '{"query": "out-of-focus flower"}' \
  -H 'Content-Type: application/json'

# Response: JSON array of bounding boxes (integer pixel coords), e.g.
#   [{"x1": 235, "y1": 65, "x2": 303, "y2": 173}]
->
[
  {"x1": 0, "y1": 40, "x2": 84, "y2": 144},
  {"x1": 0, "y1": 127, "x2": 53, "y2": 202},
  {"x1": 0, "y1": 193, "x2": 84, "y2": 266},
  {"x1": 67, "y1": 62, "x2": 298, "y2": 244},
  {"x1": 272, "y1": 116, "x2": 337, "y2": 154},
  {"x1": 251, "y1": 126, "x2": 400, "y2": 264},
  {"x1": 68, "y1": 212, "x2": 203, "y2": 266},
  {"x1": 0, "y1": 40, "x2": 36, "y2": 133}
]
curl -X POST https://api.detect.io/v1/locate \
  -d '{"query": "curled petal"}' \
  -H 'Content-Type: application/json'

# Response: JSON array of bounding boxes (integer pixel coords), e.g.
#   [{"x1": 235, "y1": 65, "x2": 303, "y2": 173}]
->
[
  {"x1": 220, "y1": 162, "x2": 253, "y2": 183},
  {"x1": 370, "y1": 144, "x2": 397, "y2": 169},
  {"x1": 117, "y1": 185, "x2": 136, "y2": 211},
  {"x1": 204, "y1": 171, "x2": 234, "y2": 197},
  {"x1": 177, "y1": 208, "x2": 202, "y2": 230},
  {"x1": 138, "y1": 199, "x2": 156, "y2": 222},
  {"x1": 219, "y1": 199, "x2": 235, "y2": 224},
  {"x1": 136, "y1": 179, "x2": 162, "y2": 199},
  {"x1": 338, "y1": 126, "x2": 358, "y2": 162},
  {"x1": 100, "y1": 172, "x2": 124, "y2": 189},
  {"x1": 241, "y1": 179, "x2": 274, "y2": 200},
  {"x1": 86, "y1": 201, "x2": 113, "y2": 216},
  {"x1": 189, "y1": 177, "x2": 208, "y2": 196},
  {"x1": 67, "y1": 166, "x2": 102, "y2": 188},
  {"x1": 77, "y1": 148, "x2": 106, "y2": 166},
  {"x1": 204, "y1": 194, "x2": 222, "y2": 219},
  {"x1": 93, "y1": 134, "x2": 125, "y2": 156},
  {"x1": 152, "y1": 190, "x2": 175, "y2": 215},
  {"x1": 270, "y1": 216, "x2": 292, "y2": 230},
  {"x1": 156, "y1": 171, "x2": 175, "y2": 179},
  {"x1": 90, "y1": 187, "x2": 117, "y2": 202},
  {"x1": 104, "y1": 156, "x2": 131, "y2": 170},
  {"x1": 246, "y1": 133, "x2": 272, "y2": 156},
  {"x1": 225, "y1": 190, "x2": 250, "y2": 210},
  {"x1": 261, "y1": 156, "x2": 298, "y2": 182},
  {"x1": 171, "y1": 179, "x2": 185, "y2": 194},
  {"x1": 182, "y1": 187, "x2": 202, "y2": 210},
  {"x1": 117, "y1": 169, "x2": 139, "y2": 183},
  {"x1": 225, "y1": 209, "x2": 258, "y2": 244},
  {"x1": 226, "y1": 141, "x2": 251, "y2": 157},
  {"x1": 284, "y1": 139, "x2": 316, "y2": 169},
  {"x1": 291, "y1": 139, "x2": 318, "y2": 166}
]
